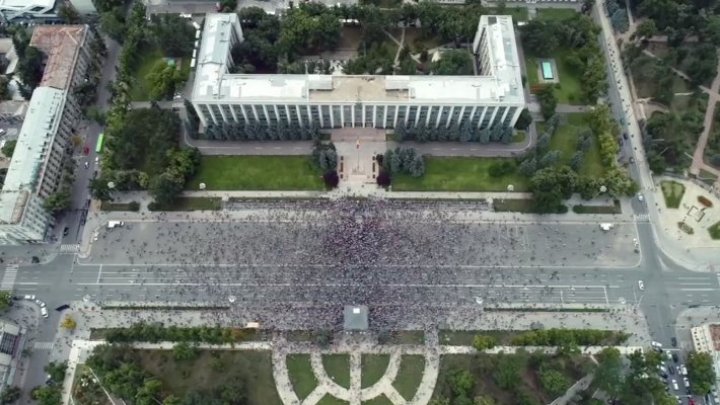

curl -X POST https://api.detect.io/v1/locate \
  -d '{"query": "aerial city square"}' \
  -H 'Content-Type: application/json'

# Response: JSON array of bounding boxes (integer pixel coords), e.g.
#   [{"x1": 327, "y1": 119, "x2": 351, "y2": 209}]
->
[{"x1": 0, "y1": 0, "x2": 718, "y2": 404}]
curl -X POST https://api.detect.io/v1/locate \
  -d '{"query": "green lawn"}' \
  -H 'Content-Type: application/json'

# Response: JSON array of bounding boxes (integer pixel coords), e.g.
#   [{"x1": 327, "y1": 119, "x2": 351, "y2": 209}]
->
[
  {"x1": 287, "y1": 354, "x2": 318, "y2": 400},
  {"x1": 361, "y1": 354, "x2": 390, "y2": 388},
  {"x1": 488, "y1": 7, "x2": 529, "y2": 21},
  {"x1": 661, "y1": 180, "x2": 686, "y2": 208},
  {"x1": 362, "y1": 395, "x2": 394, "y2": 405},
  {"x1": 536, "y1": 8, "x2": 578, "y2": 21},
  {"x1": 540, "y1": 113, "x2": 604, "y2": 177},
  {"x1": 709, "y1": 221, "x2": 720, "y2": 240},
  {"x1": 188, "y1": 156, "x2": 324, "y2": 191},
  {"x1": 392, "y1": 157, "x2": 529, "y2": 192},
  {"x1": 572, "y1": 202, "x2": 622, "y2": 214},
  {"x1": 322, "y1": 354, "x2": 351, "y2": 389},
  {"x1": 383, "y1": 330, "x2": 425, "y2": 345},
  {"x1": 130, "y1": 46, "x2": 190, "y2": 101},
  {"x1": 494, "y1": 198, "x2": 568, "y2": 214},
  {"x1": 525, "y1": 52, "x2": 584, "y2": 104},
  {"x1": 392, "y1": 355, "x2": 425, "y2": 401},
  {"x1": 130, "y1": 47, "x2": 164, "y2": 101},
  {"x1": 100, "y1": 201, "x2": 139, "y2": 211},
  {"x1": 135, "y1": 350, "x2": 282, "y2": 405},
  {"x1": 317, "y1": 395, "x2": 349, "y2": 405}
]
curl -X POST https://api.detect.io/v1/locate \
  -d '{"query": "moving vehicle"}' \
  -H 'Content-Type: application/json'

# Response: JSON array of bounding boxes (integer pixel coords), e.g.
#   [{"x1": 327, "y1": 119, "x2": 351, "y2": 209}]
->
[
  {"x1": 600, "y1": 223, "x2": 614, "y2": 231},
  {"x1": 672, "y1": 379, "x2": 679, "y2": 390},
  {"x1": 680, "y1": 364, "x2": 688, "y2": 376},
  {"x1": 55, "y1": 304, "x2": 69, "y2": 311},
  {"x1": 671, "y1": 337, "x2": 677, "y2": 347},
  {"x1": 84, "y1": 161, "x2": 89, "y2": 169},
  {"x1": 107, "y1": 221, "x2": 124, "y2": 229},
  {"x1": 639, "y1": 280, "x2": 645, "y2": 291},
  {"x1": 63, "y1": 227, "x2": 69, "y2": 236},
  {"x1": 672, "y1": 352, "x2": 679, "y2": 363}
]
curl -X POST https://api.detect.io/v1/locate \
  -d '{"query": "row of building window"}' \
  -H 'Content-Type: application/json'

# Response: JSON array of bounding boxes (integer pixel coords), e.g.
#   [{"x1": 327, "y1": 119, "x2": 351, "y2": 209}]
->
[{"x1": 197, "y1": 103, "x2": 520, "y2": 130}]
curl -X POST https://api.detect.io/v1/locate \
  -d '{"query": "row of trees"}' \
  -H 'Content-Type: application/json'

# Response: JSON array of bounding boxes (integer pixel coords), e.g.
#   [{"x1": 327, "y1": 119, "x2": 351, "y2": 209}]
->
[
  {"x1": 521, "y1": 15, "x2": 607, "y2": 103},
  {"x1": 383, "y1": 147, "x2": 425, "y2": 177},
  {"x1": 594, "y1": 348, "x2": 678, "y2": 404},
  {"x1": 104, "y1": 322, "x2": 249, "y2": 344},
  {"x1": 509, "y1": 328, "x2": 630, "y2": 346},
  {"x1": 199, "y1": 121, "x2": 322, "y2": 142},
  {"x1": 393, "y1": 122, "x2": 514, "y2": 144}
]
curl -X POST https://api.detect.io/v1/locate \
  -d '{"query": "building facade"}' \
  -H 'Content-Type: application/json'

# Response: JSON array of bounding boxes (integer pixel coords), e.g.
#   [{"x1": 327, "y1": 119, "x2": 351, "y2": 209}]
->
[
  {"x1": 192, "y1": 14, "x2": 525, "y2": 132},
  {"x1": 0, "y1": 25, "x2": 93, "y2": 245}
]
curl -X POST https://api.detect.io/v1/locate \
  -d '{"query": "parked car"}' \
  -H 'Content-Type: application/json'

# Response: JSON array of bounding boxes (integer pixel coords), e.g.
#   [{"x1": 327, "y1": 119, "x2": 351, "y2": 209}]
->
[
  {"x1": 23, "y1": 295, "x2": 35, "y2": 301},
  {"x1": 34, "y1": 299, "x2": 46, "y2": 308},
  {"x1": 671, "y1": 337, "x2": 677, "y2": 347},
  {"x1": 63, "y1": 227, "x2": 69, "y2": 236},
  {"x1": 672, "y1": 352, "x2": 679, "y2": 363},
  {"x1": 40, "y1": 307, "x2": 48, "y2": 318}
]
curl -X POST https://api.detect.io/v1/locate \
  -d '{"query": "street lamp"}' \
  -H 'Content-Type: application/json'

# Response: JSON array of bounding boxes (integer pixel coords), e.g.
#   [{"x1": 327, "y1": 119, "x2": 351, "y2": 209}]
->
[{"x1": 600, "y1": 185, "x2": 607, "y2": 193}]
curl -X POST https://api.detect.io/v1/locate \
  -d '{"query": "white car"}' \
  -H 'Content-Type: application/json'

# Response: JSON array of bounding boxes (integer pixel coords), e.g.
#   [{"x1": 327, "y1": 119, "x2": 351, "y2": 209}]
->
[
  {"x1": 94, "y1": 156, "x2": 99, "y2": 164},
  {"x1": 23, "y1": 294, "x2": 35, "y2": 301},
  {"x1": 637, "y1": 193, "x2": 644, "y2": 201},
  {"x1": 40, "y1": 307, "x2": 48, "y2": 318},
  {"x1": 638, "y1": 280, "x2": 645, "y2": 291},
  {"x1": 35, "y1": 299, "x2": 46, "y2": 308},
  {"x1": 672, "y1": 379, "x2": 678, "y2": 390},
  {"x1": 84, "y1": 161, "x2": 89, "y2": 169}
]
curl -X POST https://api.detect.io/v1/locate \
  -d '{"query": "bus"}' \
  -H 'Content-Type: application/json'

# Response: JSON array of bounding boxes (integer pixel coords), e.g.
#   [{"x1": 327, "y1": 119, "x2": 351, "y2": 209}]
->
[{"x1": 95, "y1": 133, "x2": 104, "y2": 154}]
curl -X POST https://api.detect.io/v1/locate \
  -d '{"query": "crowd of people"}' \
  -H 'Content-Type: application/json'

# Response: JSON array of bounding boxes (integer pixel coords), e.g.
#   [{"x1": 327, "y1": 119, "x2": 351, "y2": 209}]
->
[{"x1": 88, "y1": 198, "x2": 631, "y2": 332}]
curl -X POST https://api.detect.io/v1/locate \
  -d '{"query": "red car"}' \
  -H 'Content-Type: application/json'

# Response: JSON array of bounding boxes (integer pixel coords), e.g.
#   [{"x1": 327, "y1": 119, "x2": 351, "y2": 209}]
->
[{"x1": 83, "y1": 146, "x2": 89, "y2": 155}]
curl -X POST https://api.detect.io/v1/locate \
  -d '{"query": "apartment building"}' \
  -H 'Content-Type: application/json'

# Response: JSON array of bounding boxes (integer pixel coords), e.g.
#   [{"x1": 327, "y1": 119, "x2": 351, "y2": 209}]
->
[
  {"x1": 191, "y1": 14, "x2": 525, "y2": 131},
  {"x1": 0, "y1": 25, "x2": 93, "y2": 244}
]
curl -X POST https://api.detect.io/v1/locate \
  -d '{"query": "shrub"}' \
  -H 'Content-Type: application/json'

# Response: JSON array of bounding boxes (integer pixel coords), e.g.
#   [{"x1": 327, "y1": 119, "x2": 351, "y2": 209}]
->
[
  {"x1": 698, "y1": 195, "x2": 713, "y2": 208},
  {"x1": 323, "y1": 171, "x2": 339, "y2": 189},
  {"x1": 128, "y1": 201, "x2": 140, "y2": 211},
  {"x1": 377, "y1": 171, "x2": 391, "y2": 188}
]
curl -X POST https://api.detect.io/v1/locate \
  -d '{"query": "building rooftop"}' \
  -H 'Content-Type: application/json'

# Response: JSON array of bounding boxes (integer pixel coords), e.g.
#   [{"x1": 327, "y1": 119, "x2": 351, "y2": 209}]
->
[
  {"x1": 29, "y1": 25, "x2": 87, "y2": 91},
  {"x1": 192, "y1": 14, "x2": 524, "y2": 106},
  {"x1": 0, "y1": 0, "x2": 55, "y2": 8},
  {"x1": 0, "y1": 87, "x2": 64, "y2": 225},
  {"x1": 343, "y1": 305, "x2": 369, "y2": 331},
  {"x1": 193, "y1": 13, "x2": 240, "y2": 101}
]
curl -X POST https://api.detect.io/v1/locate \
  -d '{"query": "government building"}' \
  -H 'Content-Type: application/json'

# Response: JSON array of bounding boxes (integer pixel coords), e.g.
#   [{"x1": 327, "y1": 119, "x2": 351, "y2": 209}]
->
[{"x1": 191, "y1": 14, "x2": 525, "y2": 132}]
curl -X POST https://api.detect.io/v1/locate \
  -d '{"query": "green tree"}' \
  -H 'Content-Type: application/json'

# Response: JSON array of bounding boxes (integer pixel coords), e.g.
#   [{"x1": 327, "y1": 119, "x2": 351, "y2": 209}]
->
[
  {"x1": 218, "y1": 0, "x2": 237, "y2": 12},
  {"x1": 514, "y1": 108, "x2": 532, "y2": 130},
  {"x1": 472, "y1": 335, "x2": 497, "y2": 351},
  {"x1": 58, "y1": 3, "x2": 81, "y2": 23},
  {"x1": 0, "y1": 386, "x2": 21, "y2": 404},
  {"x1": 0, "y1": 76, "x2": 10, "y2": 101},
  {"x1": 521, "y1": 20, "x2": 558, "y2": 57},
  {"x1": 100, "y1": 9, "x2": 126, "y2": 41},
  {"x1": 687, "y1": 351, "x2": 716, "y2": 395},
  {"x1": 539, "y1": 367, "x2": 570, "y2": 397},
  {"x1": 151, "y1": 14, "x2": 195, "y2": 57},
  {"x1": 149, "y1": 171, "x2": 185, "y2": 206},
  {"x1": 45, "y1": 361, "x2": 67, "y2": 384},
  {"x1": 172, "y1": 342, "x2": 199, "y2": 361},
  {"x1": 42, "y1": 189, "x2": 71, "y2": 214},
  {"x1": 0, "y1": 291, "x2": 11, "y2": 311},
  {"x1": 537, "y1": 87, "x2": 557, "y2": 120},
  {"x1": 147, "y1": 60, "x2": 182, "y2": 101},
  {"x1": 31, "y1": 386, "x2": 61, "y2": 405},
  {"x1": 635, "y1": 19, "x2": 657, "y2": 39},
  {"x1": 1, "y1": 140, "x2": 16, "y2": 158},
  {"x1": 594, "y1": 348, "x2": 623, "y2": 398},
  {"x1": 430, "y1": 50, "x2": 474, "y2": 75},
  {"x1": 17, "y1": 46, "x2": 44, "y2": 94}
]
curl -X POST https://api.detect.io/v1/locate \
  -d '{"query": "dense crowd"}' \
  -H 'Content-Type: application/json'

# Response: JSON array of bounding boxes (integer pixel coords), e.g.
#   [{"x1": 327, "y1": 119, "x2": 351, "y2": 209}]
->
[{"x1": 88, "y1": 199, "x2": 630, "y2": 332}]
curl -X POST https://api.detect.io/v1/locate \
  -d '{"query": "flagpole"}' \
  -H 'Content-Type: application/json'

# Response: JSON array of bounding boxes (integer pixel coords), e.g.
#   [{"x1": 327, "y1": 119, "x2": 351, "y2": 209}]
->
[{"x1": 356, "y1": 138, "x2": 360, "y2": 173}]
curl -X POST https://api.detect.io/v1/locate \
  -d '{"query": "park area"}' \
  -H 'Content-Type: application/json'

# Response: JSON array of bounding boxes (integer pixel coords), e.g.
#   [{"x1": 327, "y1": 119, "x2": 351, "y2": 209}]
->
[
  {"x1": 188, "y1": 156, "x2": 325, "y2": 191},
  {"x1": 539, "y1": 113, "x2": 604, "y2": 177},
  {"x1": 525, "y1": 51, "x2": 583, "y2": 104},
  {"x1": 391, "y1": 157, "x2": 529, "y2": 192}
]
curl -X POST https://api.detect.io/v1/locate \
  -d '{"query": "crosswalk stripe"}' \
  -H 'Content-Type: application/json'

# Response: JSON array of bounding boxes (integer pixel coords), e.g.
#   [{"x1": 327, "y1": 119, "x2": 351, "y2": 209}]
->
[
  {"x1": 0, "y1": 265, "x2": 18, "y2": 291},
  {"x1": 60, "y1": 244, "x2": 80, "y2": 253},
  {"x1": 33, "y1": 342, "x2": 53, "y2": 350},
  {"x1": 634, "y1": 214, "x2": 649, "y2": 222}
]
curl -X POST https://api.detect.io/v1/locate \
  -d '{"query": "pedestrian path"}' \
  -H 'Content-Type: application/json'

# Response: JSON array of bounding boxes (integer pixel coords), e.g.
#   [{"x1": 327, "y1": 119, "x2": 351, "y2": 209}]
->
[{"x1": 0, "y1": 265, "x2": 18, "y2": 291}]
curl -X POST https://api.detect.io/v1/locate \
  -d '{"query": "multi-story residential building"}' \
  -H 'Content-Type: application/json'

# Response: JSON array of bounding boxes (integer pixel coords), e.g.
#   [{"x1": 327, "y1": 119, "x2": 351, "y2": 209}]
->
[
  {"x1": 191, "y1": 14, "x2": 525, "y2": 131},
  {"x1": 0, "y1": 0, "x2": 59, "y2": 24},
  {"x1": 0, "y1": 25, "x2": 93, "y2": 245}
]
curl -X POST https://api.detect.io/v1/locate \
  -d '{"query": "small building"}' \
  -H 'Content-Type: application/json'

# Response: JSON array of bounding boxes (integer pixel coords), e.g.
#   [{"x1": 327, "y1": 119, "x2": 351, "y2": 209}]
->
[
  {"x1": 343, "y1": 305, "x2": 368, "y2": 331},
  {"x1": 690, "y1": 323, "x2": 720, "y2": 399},
  {"x1": 67, "y1": 0, "x2": 96, "y2": 14},
  {"x1": 0, "y1": 319, "x2": 20, "y2": 393},
  {"x1": 0, "y1": 0, "x2": 60, "y2": 24}
]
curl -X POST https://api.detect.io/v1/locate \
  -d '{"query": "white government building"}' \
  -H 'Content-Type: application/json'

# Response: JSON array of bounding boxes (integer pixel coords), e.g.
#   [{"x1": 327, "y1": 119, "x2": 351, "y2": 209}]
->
[{"x1": 191, "y1": 14, "x2": 525, "y2": 132}]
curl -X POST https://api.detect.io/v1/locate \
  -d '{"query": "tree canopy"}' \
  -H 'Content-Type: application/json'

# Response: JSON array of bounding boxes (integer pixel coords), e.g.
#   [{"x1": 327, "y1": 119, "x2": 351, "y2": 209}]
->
[{"x1": 430, "y1": 50, "x2": 474, "y2": 75}]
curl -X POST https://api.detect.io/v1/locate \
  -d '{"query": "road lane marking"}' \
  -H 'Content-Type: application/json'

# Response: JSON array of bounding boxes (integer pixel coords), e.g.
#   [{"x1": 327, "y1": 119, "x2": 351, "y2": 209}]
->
[
  {"x1": 680, "y1": 288, "x2": 716, "y2": 291},
  {"x1": 96, "y1": 264, "x2": 103, "y2": 284}
]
